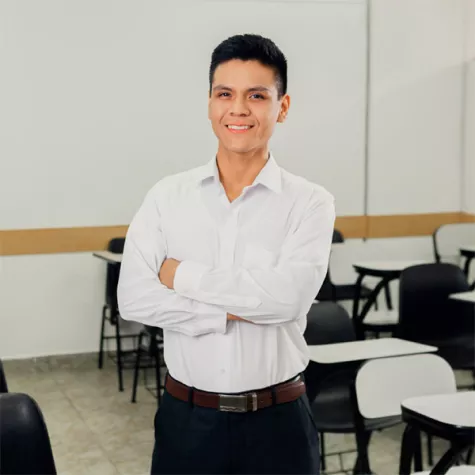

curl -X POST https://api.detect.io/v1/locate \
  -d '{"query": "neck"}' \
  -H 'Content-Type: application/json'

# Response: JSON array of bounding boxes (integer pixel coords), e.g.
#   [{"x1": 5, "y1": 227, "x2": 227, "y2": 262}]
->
[{"x1": 216, "y1": 145, "x2": 269, "y2": 190}]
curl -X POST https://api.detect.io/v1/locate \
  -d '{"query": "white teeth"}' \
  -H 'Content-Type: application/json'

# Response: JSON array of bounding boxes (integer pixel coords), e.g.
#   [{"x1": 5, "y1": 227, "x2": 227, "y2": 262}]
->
[{"x1": 227, "y1": 125, "x2": 250, "y2": 130}]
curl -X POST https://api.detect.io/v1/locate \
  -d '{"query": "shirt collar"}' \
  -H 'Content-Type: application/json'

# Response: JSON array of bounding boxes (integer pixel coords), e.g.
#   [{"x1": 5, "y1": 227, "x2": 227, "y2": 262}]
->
[{"x1": 196, "y1": 154, "x2": 282, "y2": 194}]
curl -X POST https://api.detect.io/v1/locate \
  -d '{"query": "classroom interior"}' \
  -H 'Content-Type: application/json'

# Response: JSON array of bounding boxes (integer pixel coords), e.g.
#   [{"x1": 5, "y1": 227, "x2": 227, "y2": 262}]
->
[{"x1": 1, "y1": 0, "x2": 475, "y2": 474}]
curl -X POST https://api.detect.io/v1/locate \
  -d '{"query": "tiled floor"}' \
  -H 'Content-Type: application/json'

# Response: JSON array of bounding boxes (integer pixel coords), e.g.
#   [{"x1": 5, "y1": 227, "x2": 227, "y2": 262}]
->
[{"x1": 3, "y1": 355, "x2": 474, "y2": 475}]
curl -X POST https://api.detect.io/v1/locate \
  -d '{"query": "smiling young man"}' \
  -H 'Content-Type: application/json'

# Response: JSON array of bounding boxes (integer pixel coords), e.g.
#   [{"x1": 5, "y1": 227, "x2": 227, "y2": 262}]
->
[{"x1": 118, "y1": 34, "x2": 335, "y2": 474}]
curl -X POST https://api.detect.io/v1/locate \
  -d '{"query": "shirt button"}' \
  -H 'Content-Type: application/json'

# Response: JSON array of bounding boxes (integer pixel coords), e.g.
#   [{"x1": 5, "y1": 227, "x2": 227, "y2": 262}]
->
[{"x1": 220, "y1": 369, "x2": 226, "y2": 374}]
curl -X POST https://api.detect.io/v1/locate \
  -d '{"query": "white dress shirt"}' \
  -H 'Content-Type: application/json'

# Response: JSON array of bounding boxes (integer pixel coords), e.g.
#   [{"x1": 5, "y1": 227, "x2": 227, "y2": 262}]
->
[{"x1": 118, "y1": 155, "x2": 335, "y2": 393}]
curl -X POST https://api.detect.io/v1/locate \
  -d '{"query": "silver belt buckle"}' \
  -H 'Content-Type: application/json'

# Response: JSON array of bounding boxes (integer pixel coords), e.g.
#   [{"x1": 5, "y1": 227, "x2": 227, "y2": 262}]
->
[{"x1": 219, "y1": 392, "x2": 258, "y2": 412}]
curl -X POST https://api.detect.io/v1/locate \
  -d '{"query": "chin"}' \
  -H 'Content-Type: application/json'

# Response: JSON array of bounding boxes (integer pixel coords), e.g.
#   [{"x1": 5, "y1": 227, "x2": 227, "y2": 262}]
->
[{"x1": 221, "y1": 142, "x2": 256, "y2": 154}]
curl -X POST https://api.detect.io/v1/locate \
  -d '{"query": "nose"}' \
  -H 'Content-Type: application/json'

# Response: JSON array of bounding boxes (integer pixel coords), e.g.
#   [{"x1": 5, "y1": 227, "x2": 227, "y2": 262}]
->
[{"x1": 230, "y1": 97, "x2": 250, "y2": 117}]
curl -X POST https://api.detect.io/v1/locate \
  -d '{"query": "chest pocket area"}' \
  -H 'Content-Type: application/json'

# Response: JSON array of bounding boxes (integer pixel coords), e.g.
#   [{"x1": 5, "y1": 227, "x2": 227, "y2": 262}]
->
[{"x1": 243, "y1": 243, "x2": 279, "y2": 269}]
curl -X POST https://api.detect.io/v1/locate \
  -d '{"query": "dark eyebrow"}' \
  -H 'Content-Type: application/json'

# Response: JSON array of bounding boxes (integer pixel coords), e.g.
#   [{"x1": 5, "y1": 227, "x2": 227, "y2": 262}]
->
[
  {"x1": 212, "y1": 85, "x2": 272, "y2": 93},
  {"x1": 212, "y1": 85, "x2": 233, "y2": 92},
  {"x1": 247, "y1": 86, "x2": 272, "y2": 93}
]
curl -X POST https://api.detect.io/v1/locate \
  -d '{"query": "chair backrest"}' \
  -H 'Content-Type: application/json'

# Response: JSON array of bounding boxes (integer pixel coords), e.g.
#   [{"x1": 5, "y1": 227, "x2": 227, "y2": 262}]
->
[
  {"x1": 333, "y1": 229, "x2": 344, "y2": 244},
  {"x1": 398, "y1": 263, "x2": 473, "y2": 342},
  {"x1": 304, "y1": 302, "x2": 357, "y2": 402},
  {"x1": 355, "y1": 354, "x2": 456, "y2": 419},
  {"x1": 305, "y1": 301, "x2": 356, "y2": 345},
  {"x1": 433, "y1": 223, "x2": 475, "y2": 264},
  {"x1": 316, "y1": 229, "x2": 345, "y2": 299},
  {"x1": 0, "y1": 359, "x2": 8, "y2": 393},
  {"x1": 105, "y1": 237, "x2": 125, "y2": 309},
  {"x1": 0, "y1": 393, "x2": 57, "y2": 474}
]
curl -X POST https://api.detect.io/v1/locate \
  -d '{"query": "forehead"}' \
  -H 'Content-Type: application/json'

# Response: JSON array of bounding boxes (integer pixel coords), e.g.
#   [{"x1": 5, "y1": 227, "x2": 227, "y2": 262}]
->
[{"x1": 212, "y1": 59, "x2": 277, "y2": 91}]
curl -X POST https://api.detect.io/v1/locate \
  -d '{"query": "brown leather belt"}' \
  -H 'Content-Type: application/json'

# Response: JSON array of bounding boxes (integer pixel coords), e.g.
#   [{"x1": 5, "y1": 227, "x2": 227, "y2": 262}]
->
[{"x1": 165, "y1": 374, "x2": 306, "y2": 413}]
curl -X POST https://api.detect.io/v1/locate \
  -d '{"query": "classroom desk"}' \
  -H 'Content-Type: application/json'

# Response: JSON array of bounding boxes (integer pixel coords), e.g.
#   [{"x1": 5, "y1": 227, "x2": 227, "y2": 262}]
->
[
  {"x1": 399, "y1": 392, "x2": 475, "y2": 475},
  {"x1": 308, "y1": 338, "x2": 436, "y2": 364},
  {"x1": 93, "y1": 251, "x2": 122, "y2": 264},
  {"x1": 450, "y1": 291, "x2": 475, "y2": 304},
  {"x1": 351, "y1": 260, "x2": 427, "y2": 337}
]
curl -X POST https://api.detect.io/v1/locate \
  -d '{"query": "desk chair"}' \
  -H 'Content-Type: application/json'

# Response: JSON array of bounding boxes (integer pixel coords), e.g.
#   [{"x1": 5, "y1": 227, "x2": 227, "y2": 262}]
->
[
  {"x1": 352, "y1": 354, "x2": 472, "y2": 474},
  {"x1": 0, "y1": 393, "x2": 57, "y2": 474},
  {"x1": 433, "y1": 223, "x2": 475, "y2": 270},
  {"x1": 398, "y1": 264, "x2": 474, "y2": 382},
  {"x1": 98, "y1": 237, "x2": 141, "y2": 392},
  {"x1": 131, "y1": 325, "x2": 166, "y2": 406},
  {"x1": 304, "y1": 302, "x2": 400, "y2": 473},
  {"x1": 317, "y1": 229, "x2": 392, "y2": 310}
]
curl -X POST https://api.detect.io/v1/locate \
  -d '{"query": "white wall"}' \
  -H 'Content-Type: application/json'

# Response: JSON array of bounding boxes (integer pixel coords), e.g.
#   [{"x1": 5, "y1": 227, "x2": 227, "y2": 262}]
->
[
  {"x1": 0, "y1": 253, "x2": 142, "y2": 359},
  {"x1": 463, "y1": 0, "x2": 475, "y2": 214},
  {"x1": 368, "y1": 0, "x2": 466, "y2": 215},
  {"x1": 0, "y1": 0, "x2": 367, "y2": 230},
  {"x1": 1, "y1": 0, "x2": 471, "y2": 359}
]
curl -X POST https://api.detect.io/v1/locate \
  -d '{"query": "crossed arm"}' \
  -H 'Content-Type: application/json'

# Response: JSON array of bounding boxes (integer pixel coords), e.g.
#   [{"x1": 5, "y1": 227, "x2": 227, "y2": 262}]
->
[
  {"x1": 117, "y1": 189, "x2": 335, "y2": 337},
  {"x1": 158, "y1": 258, "x2": 246, "y2": 322}
]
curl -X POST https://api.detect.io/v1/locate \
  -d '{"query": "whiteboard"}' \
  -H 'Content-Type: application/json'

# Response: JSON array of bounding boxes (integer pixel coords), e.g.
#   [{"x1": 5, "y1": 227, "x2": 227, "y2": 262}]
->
[{"x1": 0, "y1": 0, "x2": 367, "y2": 229}]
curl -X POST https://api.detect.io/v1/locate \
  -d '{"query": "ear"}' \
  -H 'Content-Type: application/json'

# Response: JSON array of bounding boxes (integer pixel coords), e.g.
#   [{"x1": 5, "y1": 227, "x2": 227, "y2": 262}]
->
[{"x1": 277, "y1": 94, "x2": 290, "y2": 123}]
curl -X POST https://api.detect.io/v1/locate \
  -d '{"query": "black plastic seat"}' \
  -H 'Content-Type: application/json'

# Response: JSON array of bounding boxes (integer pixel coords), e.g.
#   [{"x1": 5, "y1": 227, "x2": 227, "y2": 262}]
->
[
  {"x1": 131, "y1": 325, "x2": 166, "y2": 405},
  {"x1": 316, "y1": 229, "x2": 376, "y2": 304},
  {"x1": 0, "y1": 393, "x2": 57, "y2": 474},
  {"x1": 98, "y1": 237, "x2": 142, "y2": 392},
  {"x1": 304, "y1": 302, "x2": 400, "y2": 472},
  {"x1": 398, "y1": 263, "x2": 475, "y2": 374},
  {"x1": 311, "y1": 369, "x2": 400, "y2": 434}
]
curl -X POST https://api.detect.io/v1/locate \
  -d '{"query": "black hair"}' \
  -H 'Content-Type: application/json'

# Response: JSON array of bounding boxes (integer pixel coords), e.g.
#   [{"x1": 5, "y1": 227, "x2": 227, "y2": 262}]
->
[{"x1": 209, "y1": 34, "x2": 287, "y2": 98}]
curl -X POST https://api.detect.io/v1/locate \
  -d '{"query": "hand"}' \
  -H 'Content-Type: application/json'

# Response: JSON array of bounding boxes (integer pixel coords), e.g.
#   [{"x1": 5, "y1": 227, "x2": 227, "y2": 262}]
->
[
  {"x1": 227, "y1": 314, "x2": 251, "y2": 323},
  {"x1": 159, "y1": 258, "x2": 181, "y2": 289}
]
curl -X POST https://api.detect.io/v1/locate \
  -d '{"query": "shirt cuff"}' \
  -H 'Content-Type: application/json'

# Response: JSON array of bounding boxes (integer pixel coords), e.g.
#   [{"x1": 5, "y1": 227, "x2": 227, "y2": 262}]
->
[
  {"x1": 174, "y1": 260, "x2": 209, "y2": 297},
  {"x1": 198, "y1": 307, "x2": 228, "y2": 335}
]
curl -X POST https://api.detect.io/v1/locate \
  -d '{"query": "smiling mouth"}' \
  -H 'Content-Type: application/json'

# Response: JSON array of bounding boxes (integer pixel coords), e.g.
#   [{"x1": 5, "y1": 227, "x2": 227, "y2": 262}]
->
[{"x1": 226, "y1": 125, "x2": 254, "y2": 133}]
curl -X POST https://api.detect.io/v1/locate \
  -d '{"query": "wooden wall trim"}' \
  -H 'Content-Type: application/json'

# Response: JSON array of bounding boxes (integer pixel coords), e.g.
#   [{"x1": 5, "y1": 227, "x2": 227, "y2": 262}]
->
[
  {"x1": 0, "y1": 226, "x2": 128, "y2": 256},
  {"x1": 366, "y1": 212, "x2": 468, "y2": 238},
  {"x1": 1, "y1": 213, "x2": 474, "y2": 256}
]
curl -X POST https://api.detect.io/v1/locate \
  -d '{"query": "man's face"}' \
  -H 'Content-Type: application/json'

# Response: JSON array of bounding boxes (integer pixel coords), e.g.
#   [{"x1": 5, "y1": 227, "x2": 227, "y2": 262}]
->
[{"x1": 208, "y1": 59, "x2": 290, "y2": 155}]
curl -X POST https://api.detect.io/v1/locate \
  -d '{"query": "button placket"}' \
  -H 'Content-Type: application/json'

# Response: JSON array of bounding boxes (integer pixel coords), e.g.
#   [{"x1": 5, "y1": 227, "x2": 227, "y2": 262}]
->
[{"x1": 219, "y1": 204, "x2": 239, "y2": 266}]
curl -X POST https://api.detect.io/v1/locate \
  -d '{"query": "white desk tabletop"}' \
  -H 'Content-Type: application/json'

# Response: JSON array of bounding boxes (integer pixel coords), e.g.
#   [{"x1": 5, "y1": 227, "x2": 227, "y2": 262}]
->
[
  {"x1": 353, "y1": 260, "x2": 427, "y2": 273},
  {"x1": 93, "y1": 251, "x2": 122, "y2": 264},
  {"x1": 308, "y1": 338, "x2": 437, "y2": 364},
  {"x1": 450, "y1": 291, "x2": 475, "y2": 303},
  {"x1": 402, "y1": 391, "x2": 475, "y2": 429},
  {"x1": 460, "y1": 245, "x2": 475, "y2": 254}
]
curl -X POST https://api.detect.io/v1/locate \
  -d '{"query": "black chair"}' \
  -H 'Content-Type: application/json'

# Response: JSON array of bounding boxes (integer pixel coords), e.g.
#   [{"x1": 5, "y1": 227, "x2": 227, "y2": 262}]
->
[
  {"x1": 98, "y1": 237, "x2": 141, "y2": 392},
  {"x1": 304, "y1": 302, "x2": 400, "y2": 473},
  {"x1": 398, "y1": 263, "x2": 475, "y2": 376},
  {"x1": 316, "y1": 229, "x2": 382, "y2": 307},
  {"x1": 131, "y1": 325, "x2": 166, "y2": 406},
  {"x1": 398, "y1": 262, "x2": 475, "y2": 467},
  {"x1": 0, "y1": 359, "x2": 8, "y2": 393},
  {"x1": 0, "y1": 393, "x2": 57, "y2": 474}
]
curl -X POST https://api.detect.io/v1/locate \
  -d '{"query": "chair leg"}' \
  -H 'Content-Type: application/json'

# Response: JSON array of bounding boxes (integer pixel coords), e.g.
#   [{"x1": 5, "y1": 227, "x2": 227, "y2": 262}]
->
[
  {"x1": 384, "y1": 282, "x2": 393, "y2": 310},
  {"x1": 319, "y1": 432, "x2": 326, "y2": 472},
  {"x1": 466, "y1": 446, "x2": 474, "y2": 464},
  {"x1": 131, "y1": 332, "x2": 143, "y2": 403},
  {"x1": 353, "y1": 430, "x2": 371, "y2": 475},
  {"x1": 426, "y1": 433, "x2": 434, "y2": 466},
  {"x1": 98, "y1": 305, "x2": 107, "y2": 369},
  {"x1": 414, "y1": 429, "x2": 423, "y2": 472},
  {"x1": 115, "y1": 315, "x2": 124, "y2": 392},
  {"x1": 154, "y1": 344, "x2": 162, "y2": 407},
  {"x1": 399, "y1": 424, "x2": 420, "y2": 475}
]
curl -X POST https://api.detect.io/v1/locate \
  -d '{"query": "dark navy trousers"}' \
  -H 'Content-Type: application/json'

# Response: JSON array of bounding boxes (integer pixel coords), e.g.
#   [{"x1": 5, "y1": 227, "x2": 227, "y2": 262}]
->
[{"x1": 151, "y1": 388, "x2": 320, "y2": 474}]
